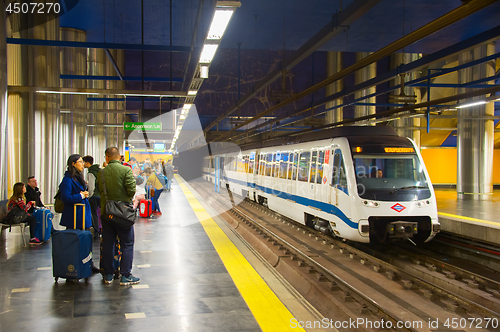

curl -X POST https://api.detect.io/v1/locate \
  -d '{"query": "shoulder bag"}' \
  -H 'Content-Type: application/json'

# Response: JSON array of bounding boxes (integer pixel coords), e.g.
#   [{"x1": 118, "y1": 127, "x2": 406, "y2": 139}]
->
[
  {"x1": 102, "y1": 169, "x2": 136, "y2": 229},
  {"x1": 2, "y1": 205, "x2": 30, "y2": 230}
]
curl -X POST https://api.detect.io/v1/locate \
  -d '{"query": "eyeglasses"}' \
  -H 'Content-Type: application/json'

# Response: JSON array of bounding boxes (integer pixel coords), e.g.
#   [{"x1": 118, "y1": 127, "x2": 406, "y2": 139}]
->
[{"x1": 77, "y1": 160, "x2": 84, "y2": 164}]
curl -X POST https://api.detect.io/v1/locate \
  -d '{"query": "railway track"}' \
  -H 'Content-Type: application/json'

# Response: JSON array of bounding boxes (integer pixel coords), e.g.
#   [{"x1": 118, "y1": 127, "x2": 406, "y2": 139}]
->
[{"x1": 190, "y1": 179, "x2": 500, "y2": 331}]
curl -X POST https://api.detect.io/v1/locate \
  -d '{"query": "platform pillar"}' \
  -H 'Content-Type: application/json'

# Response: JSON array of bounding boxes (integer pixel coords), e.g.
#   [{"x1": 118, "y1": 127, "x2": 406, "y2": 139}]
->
[
  {"x1": 457, "y1": 43, "x2": 495, "y2": 200},
  {"x1": 325, "y1": 51, "x2": 343, "y2": 125},
  {"x1": 354, "y1": 52, "x2": 376, "y2": 122},
  {"x1": 0, "y1": 0, "x2": 7, "y2": 199},
  {"x1": 390, "y1": 52, "x2": 422, "y2": 147}
]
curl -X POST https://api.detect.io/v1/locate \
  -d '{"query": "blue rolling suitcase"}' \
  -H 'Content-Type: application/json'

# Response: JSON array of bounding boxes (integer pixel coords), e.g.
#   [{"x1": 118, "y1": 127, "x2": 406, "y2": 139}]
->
[
  {"x1": 52, "y1": 203, "x2": 92, "y2": 283},
  {"x1": 33, "y1": 208, "x2": 53, "y2": 242}
]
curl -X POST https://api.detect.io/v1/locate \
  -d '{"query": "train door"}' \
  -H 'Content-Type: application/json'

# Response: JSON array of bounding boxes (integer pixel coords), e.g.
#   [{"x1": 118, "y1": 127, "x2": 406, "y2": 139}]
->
[
  {"x1": 315, "y1": 150, "x2": 329, "y2": 205},
  {"x1": 309, "y1": 151, "x2": 318, "y2": 206},
  {"x1": 296, "y1": 151, "x2": 312, "y2": 203},
  {"x1": 332, "y1": 149, "x2": 350, "y2": 216},
  {"x1": 289, "y1": 152, "x2": 298, "y2": 196},
  {"x1": 248, "y1": 151, "x2": 256, "y2": 197}
]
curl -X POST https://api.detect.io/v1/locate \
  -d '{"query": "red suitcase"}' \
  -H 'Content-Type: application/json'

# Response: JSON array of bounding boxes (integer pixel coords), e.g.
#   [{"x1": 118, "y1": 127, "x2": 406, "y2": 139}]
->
[{"x1": 139, "y1": 199, "x2": 152, "y2": 218}]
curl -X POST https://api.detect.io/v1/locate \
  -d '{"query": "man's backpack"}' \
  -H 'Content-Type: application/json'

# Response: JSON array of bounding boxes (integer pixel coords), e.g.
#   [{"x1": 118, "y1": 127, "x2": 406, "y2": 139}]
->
[{"x1": 54, "y1": 190, "x2": 64, "y2": 213}]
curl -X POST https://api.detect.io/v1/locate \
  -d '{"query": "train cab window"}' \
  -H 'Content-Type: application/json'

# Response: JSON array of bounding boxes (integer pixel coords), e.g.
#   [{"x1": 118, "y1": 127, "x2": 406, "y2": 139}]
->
[
  {"x1": 316, "y1": 150, "x2": 325, "y2": 184},
  {"x1": 331, "y1": 149, "x2": 348, "y2": 193},
  {"x1": 279, "y1": 153, "x2": 289, "y2": 179},
  {"x1": 273, "y1": 154, "x2": 279, "y2": 177},
  {"x1": 265, "y1": 154, "x2": 273, "y2": 176},
  {"x1": 298, "y1": 151, "x2": 310, "y2": 182},
  {"x1": 291, "y1": 153, "x2": 298, "y2": 180},
  {"x1": 309, "y1": 151, "x2": 318, "y2": 183}
]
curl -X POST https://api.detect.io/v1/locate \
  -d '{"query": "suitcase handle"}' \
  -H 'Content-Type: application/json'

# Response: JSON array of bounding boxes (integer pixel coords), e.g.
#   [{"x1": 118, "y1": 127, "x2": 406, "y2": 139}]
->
[{"x1": 74, "y1": 203, "x2": 85, "y2": 230}]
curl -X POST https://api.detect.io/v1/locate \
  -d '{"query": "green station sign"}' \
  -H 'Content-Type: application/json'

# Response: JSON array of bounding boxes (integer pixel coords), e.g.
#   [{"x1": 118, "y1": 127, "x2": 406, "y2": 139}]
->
[{"x1": 124, "y1": 122, "x2": 162, "y2": 131}]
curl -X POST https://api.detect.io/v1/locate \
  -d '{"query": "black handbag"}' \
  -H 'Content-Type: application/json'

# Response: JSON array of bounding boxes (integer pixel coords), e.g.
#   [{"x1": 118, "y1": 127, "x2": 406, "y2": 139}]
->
[
  {"x1": 102, "y1": 169, "x2": 136, "y2": 229},
  {"x1": 3, "y1": 205, "x2": 30, "y2": 230}
]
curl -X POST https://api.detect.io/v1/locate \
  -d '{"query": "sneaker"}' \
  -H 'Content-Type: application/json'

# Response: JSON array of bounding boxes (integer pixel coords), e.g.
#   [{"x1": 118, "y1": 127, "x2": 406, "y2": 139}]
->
[
  {"x1": 103, "y1": 274, "x2": 114, "y2": 284},
  {"x1": 29, "y1": 237, "x2": 42, "y2": 245},
  {"x1": 120, "y1": 274, "x2": 140, "y2": 286}
]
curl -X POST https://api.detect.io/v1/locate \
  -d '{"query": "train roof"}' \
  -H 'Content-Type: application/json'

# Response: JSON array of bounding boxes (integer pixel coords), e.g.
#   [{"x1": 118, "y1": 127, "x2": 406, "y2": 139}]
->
[{"x1": 238, "y1": 126, "x2": 399, "y2": 151}]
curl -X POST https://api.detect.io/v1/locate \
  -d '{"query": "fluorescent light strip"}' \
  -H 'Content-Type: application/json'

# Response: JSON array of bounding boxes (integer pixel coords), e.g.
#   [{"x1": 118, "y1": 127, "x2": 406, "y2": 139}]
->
[
  {"x1": 37, "y1": 90, "x2": 101, "y2": 95},
  {"x1": 183, "y1": 104, "x2": 192, "y2": 110},
  {"x1": 188, "y1": 90, "x2": 197, "y2": 96},
  {"x1": 456, "y1": 100, "x2": 487, "y2": 109},
  {"x1": 199, "y1": 44, "x2": 219, "y2": 64},
  {"x1": 207, "y1": 10, "x2": 234, "y2": 40}
]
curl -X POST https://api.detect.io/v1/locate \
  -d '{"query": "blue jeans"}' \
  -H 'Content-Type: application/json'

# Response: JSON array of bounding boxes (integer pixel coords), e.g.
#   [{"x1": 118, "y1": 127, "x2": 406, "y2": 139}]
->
[
  {"x1": 152, "y1": 188, "x2": 163, "y2": 212},
  {"x1": 101, "y1": 218, "x2": 135, "y2": 277},
  {"x1": 167, "y1": 178, "x2": 172, "y2": 190}
]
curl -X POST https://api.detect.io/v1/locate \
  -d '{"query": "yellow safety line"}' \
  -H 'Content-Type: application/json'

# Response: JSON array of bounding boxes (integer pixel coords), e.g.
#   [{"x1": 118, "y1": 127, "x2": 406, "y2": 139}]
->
[
  {"x1": 175, "y1": 175, "x2": 304, "y2": 332},
  {"x1": 438, "y1": 212, "x2": 500, "y2": 227}
]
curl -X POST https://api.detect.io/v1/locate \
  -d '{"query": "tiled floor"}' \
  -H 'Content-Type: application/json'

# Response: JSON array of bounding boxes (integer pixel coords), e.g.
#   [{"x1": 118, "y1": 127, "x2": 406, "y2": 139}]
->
[{"x1": 0, "y1": 180, "x2": 261, "y2": 332}]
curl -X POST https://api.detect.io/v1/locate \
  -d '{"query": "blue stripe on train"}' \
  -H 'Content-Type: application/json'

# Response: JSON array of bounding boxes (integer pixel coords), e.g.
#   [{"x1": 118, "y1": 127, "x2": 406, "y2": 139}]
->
[{"x1": 203, "y1": 171, "x2": 357, "y2": 229}]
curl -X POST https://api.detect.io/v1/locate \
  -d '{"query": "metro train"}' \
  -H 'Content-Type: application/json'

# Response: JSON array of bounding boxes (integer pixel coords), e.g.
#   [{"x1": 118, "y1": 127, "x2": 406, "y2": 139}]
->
[{"x1": 202, "y1": 127, "x2": 441, "y2": 244}]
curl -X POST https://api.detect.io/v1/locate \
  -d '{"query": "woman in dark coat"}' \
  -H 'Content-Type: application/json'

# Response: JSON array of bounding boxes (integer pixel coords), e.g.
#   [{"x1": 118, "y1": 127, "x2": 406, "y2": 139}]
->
[{"x1": 59, "y1": 154, "x2": 92, "y2": 230}]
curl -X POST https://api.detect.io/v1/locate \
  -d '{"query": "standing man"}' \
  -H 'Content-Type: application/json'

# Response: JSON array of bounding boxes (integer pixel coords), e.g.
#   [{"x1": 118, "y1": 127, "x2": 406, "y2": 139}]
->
[
  {"x1": 25, "y1": 176, "x2": 44, "y2": 213},
  {"x1": 83, "y1": 155, "x2": 101, "y2": 238},
  {"x1": 98, "y1": 147, "x2": 139, "y2": 285},
  {"x1": 164, "y1": 159, "x2": 174, "y2": 192}
]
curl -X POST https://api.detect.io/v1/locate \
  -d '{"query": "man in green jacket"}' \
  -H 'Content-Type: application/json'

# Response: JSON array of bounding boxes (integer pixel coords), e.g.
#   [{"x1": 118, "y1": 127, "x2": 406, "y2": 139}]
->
[{"x1": 98, "y1": 147, "x2": 139, "y2": 285}]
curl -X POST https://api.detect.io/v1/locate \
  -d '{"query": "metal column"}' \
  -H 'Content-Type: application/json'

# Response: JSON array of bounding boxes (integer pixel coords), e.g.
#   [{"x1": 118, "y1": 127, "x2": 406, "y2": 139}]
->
[
  {"x1": 354, "y1": 52, "x2": 376, "y2": 121},
  {"x1": 60, "y1": 28, "x2": 87, "y2": 159},
  {"x1": 325, "y1": 51, "x2": 343, "y2": 125},
  {"x1": 391, "y1": 52, "x2": 422, "y2": 146},
  {"x1": 457, "y1": 43, "x2": 495, "y2": 200},
  {"x1": 0, "y1": 0, "x2": 8, "y2": 199}
]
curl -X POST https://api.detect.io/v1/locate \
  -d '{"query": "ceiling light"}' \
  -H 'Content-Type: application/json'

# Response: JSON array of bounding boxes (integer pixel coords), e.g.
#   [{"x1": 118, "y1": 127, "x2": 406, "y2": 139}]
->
[
  {"x1": 456, "y1": 100, "x2": 487, "y2": 109},
  {"x1": 188, "y1": 90, "x2": 197, "y2": 96},
  {"x1": 207, "y1": 10, "x2": 234, "y2": 40},
  {"x1": 183, "y1": 104, "x2": 192, "y2": 110},
  {"x1": 200, "y1": 65, "x2": 209, "y2": 78},
  {"x1": 180, "y1": 114, "x2": 186, "y2": 120},
  {"x1": 199, "y1": 44, "x2": 219, "y2": 64},
  {"x1": 37, "y1": 90, "x2": 101, "y2": 95}
]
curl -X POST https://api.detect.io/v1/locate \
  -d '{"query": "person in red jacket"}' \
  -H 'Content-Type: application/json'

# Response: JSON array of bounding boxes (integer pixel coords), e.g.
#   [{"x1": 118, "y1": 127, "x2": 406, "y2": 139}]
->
[{"x1": 7, "y1": 182, "x2": 41, "y2": 245}]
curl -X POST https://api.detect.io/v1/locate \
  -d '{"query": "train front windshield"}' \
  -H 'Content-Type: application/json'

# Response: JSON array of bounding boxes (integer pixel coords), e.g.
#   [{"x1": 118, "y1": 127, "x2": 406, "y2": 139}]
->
[{"x1": 354, "y1": 154, "x2": 431, "y2": 201}]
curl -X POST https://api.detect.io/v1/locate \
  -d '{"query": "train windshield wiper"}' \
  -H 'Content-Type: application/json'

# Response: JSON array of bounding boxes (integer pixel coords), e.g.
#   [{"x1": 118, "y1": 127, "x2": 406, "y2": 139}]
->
[{"x1": 389, "y1": 186, "x2": 428, "y2": 194}]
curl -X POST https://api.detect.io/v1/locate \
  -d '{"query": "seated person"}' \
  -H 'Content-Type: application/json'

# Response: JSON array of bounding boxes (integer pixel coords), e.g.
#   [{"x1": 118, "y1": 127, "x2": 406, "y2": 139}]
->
[{"x1": 6, "y1": 182, "x2": 41, "y2": 245}]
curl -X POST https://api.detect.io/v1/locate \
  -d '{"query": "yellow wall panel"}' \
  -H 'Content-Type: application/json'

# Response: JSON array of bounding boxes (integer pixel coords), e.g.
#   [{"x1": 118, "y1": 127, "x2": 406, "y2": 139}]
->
[{"x1": 421, "y1": 148, "x2": 500, "y2": 185}]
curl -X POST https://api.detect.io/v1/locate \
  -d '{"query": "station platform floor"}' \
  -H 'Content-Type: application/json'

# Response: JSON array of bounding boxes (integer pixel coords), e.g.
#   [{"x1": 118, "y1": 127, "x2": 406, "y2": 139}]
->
[
  {"x1": 434, "y1": 188, "x2": 500, "y2": 245},
  {"x1": 0, "y1": 176, "x2": 326, "y2": 332}
]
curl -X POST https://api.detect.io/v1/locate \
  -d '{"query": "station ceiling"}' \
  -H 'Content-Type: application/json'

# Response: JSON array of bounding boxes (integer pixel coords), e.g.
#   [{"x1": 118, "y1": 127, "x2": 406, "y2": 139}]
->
[{"x1": 55, "y1": 0, "x2": 500, "y2": 148}]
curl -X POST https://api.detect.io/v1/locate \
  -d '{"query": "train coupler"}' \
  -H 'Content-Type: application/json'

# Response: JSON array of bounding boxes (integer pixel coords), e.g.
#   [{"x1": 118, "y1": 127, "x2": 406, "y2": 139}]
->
[{"x1": 386, "y1": 221, "x2": 418, "y2": 239}]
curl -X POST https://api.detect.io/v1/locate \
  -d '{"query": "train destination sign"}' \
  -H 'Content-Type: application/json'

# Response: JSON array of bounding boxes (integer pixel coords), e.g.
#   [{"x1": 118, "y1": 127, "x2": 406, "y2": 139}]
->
[
  {"x1": 384, "y1": 147, "x2": 415, "y2": 153},
  {"x1": 124, "y1": 122, "x2": 162, "y2": 131}
]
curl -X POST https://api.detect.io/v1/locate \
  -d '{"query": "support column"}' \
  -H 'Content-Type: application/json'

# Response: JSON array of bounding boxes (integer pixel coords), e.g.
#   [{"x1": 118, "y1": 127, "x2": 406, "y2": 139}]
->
[
  {"x1": 60, "y1": 28, "x2": 87, "y2": 159},
  {"x1": 0, "y1": 0, "x2": 7, "y2": 199},
  {"x1": 354, "y1": 52, "x2": 376, "y2": 121},
  {"x1": 391, "y1": 53, "x2": 422, "y2": 146},
  {"x1": 32, "y1": 13, "x2": 61, "y2": 201},
  {"x1": 457, "y1": 43, "x2": 495, "y2": 200},
  {"x1": 325, "y1": 51, "x2": 343, "y2": 124}
]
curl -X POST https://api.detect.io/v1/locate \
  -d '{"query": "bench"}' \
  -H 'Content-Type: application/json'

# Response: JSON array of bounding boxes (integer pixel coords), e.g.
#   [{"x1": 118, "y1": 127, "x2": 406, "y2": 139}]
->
[{"x1": 0, "y1": 199, "x2": 28, "y2": 247}]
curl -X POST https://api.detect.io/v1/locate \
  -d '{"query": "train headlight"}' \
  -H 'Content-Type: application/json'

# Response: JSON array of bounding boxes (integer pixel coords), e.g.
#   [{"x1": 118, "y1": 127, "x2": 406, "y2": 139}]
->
[
  {"x1": 362, "y1": 200, "x2": 380, "y2": 208},
  {"x1": 415, "y1": 199, "x2": 431, "y2": 208}
]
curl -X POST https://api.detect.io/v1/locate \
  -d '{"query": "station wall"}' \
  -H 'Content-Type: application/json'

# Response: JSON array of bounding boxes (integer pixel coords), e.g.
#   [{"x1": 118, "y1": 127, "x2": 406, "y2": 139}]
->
[{"x1": 421, "y1": 148, "x2": 500, "y2": 185}]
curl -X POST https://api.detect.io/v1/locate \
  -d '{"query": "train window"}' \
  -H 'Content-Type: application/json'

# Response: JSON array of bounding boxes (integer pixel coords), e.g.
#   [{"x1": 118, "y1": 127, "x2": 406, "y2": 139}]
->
[
  {"x1": 262, "y1": 155, "x2": 266, "y2": 174},
  {"x1": 298, "y1": 151, "x2": 310, "y2": 182},
  {"x1": 244, "y1": 155, "x2": 249, "y2": 173},
  {"x1": 279, "y1": 153, "x2": 289, "y2": 179},
  {"x1": 331, "y1": 149, "x2": 348, "y2": 193},
  {"x1": 291, "y1": 153, "x2": 298, "y2": 180},
  {"x1": 273, "y1": 154, "x2": 279, "y2": 177},
  {"x1": 255, "y1": 154, "x2": 260, "y2": 175},
  {"x1": 265, "y1": 154, "x2": 273, "y2": 176},
  {"x1": 316, "y1": 150, "x2": 324, "y2": 184},
  {"x1": 237, "y1": 155, "x2": 244, "y2": 173},
  {"x1": 310, "y1": 151, "x2": 318, "y2": 183}
]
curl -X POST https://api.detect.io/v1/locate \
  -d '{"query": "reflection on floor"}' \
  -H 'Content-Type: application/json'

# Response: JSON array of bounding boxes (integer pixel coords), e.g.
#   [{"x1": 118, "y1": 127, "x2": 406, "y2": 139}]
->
[{"x1": 0, "y1": 181, "x2": 261, "y2": 332}]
